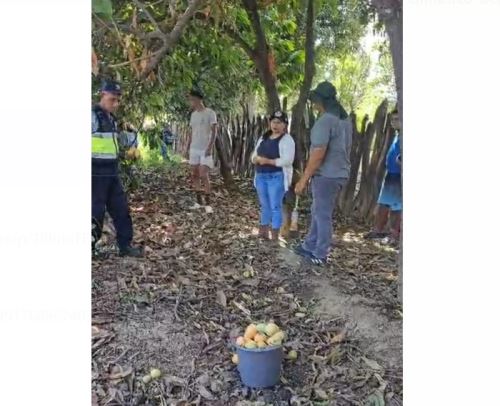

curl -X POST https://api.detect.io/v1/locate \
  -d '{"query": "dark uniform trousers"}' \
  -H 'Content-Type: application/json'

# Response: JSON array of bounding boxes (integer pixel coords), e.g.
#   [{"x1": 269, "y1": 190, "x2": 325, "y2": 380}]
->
[
  {"x1": 92, "y1": 105, "x2": 133, "y2": 250},
  {"x1": 92, "y1": 171, "x2": 133, "y2": 250}
]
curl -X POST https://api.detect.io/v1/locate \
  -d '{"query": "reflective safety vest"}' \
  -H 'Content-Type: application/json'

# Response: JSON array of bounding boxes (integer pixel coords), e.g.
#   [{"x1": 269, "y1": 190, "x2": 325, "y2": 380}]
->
[
  {"x1": 92, "y1": 105, "x2": 119, "y2": 160},
  {"x1": 92, "y1": 132, "x2": 118, "y2": 159}
]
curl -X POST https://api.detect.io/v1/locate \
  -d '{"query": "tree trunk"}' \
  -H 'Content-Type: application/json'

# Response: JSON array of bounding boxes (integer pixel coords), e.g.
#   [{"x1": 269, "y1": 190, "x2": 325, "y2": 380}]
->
[
  {"x1": 241, "y1": 0, "x2": 281, "y2": 113},
  {"x1": 283, "y1": 0, "x2": 316, "y2": 238},
  {"x1": 215, "y1": 134, "x2": 235, "y2": 190},
  {"x1": 338, "y1": 114, "x2": 365, "y2": 215},
  {"x1": 371, "y1": 0, "x2": 403, "y2": 303}
]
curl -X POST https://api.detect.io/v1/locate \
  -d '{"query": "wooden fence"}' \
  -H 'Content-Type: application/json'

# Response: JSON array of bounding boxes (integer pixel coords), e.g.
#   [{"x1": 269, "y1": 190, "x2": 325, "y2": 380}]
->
[{"x1": 174, "y1": 99, "x2": 395, "y2": 221}]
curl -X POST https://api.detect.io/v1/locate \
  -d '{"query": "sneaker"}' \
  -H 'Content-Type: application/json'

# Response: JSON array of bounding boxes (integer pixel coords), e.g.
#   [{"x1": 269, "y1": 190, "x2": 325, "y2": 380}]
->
[
  {"x1": 92, "y1": 248, "x2": 109, "y2": 260},
  {"x1": 293, "y1": 245, "x2": 313, "y2": 258},
  {"x1": 119, "y1": 245, "x2": 143, "y2": 257},
  {"x1": 382, "y1": 236, "x2": 400, "y2": 248},
  {"x1": 308, "y1": 256, "x2": 327, "y2": 266},
  {"x1": 364, "y1": 231, "x2": 389, "y2": 240},
  {"x1": 205, "y1": 205, "x2": 214, "y2": 214}
]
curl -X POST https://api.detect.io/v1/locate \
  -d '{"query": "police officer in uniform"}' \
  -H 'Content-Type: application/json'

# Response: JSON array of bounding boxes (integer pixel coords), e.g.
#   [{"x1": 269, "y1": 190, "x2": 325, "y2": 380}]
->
[{"x1": 92, "y1": 80, "x2": 142, "y2": 257}]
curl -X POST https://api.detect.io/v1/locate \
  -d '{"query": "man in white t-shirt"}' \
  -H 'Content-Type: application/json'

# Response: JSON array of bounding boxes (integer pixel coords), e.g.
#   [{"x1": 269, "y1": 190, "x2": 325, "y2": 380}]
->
[{"x1": 187, "y1": 89, "x2": 217, "y2": 206}]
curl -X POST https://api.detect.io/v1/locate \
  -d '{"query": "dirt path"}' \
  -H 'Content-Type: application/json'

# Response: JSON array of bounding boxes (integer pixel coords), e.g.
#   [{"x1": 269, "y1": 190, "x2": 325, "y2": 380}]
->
[
  {"x1": 92, "y1": 167, "x2": 402, "y2": 406},
  {"x1": 280, "y1": 248, "x2": 402, "y2": 370}
]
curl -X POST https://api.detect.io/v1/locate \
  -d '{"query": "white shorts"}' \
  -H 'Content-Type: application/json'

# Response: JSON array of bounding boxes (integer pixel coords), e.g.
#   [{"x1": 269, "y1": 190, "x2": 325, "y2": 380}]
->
[{"x1": 189, "y1": 149, "x2": 214, "y2": 168}]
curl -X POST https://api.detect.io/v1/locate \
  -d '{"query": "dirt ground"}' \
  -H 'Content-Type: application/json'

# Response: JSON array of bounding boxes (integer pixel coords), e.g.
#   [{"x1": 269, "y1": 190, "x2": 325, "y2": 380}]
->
[{"x1": 92, "y1": 166, "x2": 402, "y2": 406}]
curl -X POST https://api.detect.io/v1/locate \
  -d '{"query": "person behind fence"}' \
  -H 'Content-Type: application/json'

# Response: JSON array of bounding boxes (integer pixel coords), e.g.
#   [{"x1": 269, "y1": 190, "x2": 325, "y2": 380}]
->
[
  {"x1": 122, "y1": 123, "x2": 139, "y2": 149},
  {"x1": 187, "y1": 89, "x2": 217, "y2": 206},
  {"x1": 364, "y1": 108, "x2": 401, "y2": 245},
  {"x1": 91, "y1": 79, "x2": 143, "y2": 257},
  {"x1": 161, "y1": 124, "x2": 175, "y2": 161},
  {"x1": 294, "y1": 81, "x2": 352, "y2": 266},
  {"x1": 251, "y1": 111, "x2": 295, "y2": 241}
]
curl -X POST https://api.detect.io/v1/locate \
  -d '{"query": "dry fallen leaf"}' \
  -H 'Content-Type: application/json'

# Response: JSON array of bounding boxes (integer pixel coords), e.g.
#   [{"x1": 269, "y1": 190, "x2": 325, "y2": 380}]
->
[
  {"x1": 314, "y1": 388, "x2": 329, "y2": 400},
  {"x1": 197, "y1": 385, "x2": 216, "y2": 400},
  {"x1": 362, "y1": 357, "x2": 384, "y2": 372},
  {"x1": 232, "y1": 300, "x2": 251, "y2": 316},
  {"x1": 216, "y1": 290, "x2": 227, "y2": 307},
  {"x1": 331, "y1": 329, "x2": 347, "y2": 344},
  {"x1": 108, "y1": 365, "x2": 133, "y2": 381}
]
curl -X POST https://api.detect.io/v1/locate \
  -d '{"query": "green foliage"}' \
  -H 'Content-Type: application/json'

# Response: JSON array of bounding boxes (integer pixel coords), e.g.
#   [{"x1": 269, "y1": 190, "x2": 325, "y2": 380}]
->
[
  {"x1": 92, "y1": 0, "x2": 113, "y2": 19},
  {"x1": 93, "y1": 3, "x2": 260, "y2": 145},
  {"x1": 314, "y1": 28, "x2": 396, "y2": 121},
  {"x1": 332, "y1": 51, "x2": 371, "y2": 112},
  {"x1": 92, "y1": 0, "x2": 376, "y2": 132}
]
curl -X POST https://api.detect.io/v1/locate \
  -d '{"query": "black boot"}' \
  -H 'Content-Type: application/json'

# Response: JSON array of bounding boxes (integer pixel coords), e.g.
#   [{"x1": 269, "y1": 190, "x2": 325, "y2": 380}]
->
[
  {"x1": 204, "y1": 193, "x2": 210, "y2": 206},
  {"x1": 119, "y1": 245, "x2": 143, "y2": 257}
]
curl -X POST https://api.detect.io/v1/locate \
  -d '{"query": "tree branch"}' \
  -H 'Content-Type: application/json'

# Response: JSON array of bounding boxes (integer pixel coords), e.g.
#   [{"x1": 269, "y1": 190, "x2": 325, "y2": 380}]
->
[
  {"x1": 221, "y1": 25, "x2": 256, "y2": 60},
  {"x1": 108, "y1": 50, "x2": 162, "y2": 68},
  {"x1": 133, "y1": 0, "x2": 163, "y2": 34},
  {"x1": 140, "y1": 0, "x2": 204, "y2": 80},
  {"x1": 241, "y1": 0, "x2": 269, "y2": 56},
  {"x1": 297, "y1": 0, "x2": 315, "y2": 106}
]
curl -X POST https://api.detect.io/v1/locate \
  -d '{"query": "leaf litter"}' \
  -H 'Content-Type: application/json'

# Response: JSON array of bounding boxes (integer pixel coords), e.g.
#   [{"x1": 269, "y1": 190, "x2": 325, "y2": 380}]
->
[{"x1": 92, "y1": 166, "x2": 402, "y2": 405}]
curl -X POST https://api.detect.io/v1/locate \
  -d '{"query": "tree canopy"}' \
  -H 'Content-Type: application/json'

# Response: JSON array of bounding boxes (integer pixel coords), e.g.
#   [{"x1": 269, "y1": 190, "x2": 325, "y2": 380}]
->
[{"x1": 92, "y1": 0, "x2": 393, "y2": 144}]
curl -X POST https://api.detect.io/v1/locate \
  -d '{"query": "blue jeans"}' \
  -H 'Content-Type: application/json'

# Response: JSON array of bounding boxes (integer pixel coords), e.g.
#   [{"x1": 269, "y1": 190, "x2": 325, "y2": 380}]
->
[
  {"x1": 255, "y1": 171, "x2": 285, "y2": 230},
  {"x1": 302, "y1": 175, "x2": 346, "y2": 259}
]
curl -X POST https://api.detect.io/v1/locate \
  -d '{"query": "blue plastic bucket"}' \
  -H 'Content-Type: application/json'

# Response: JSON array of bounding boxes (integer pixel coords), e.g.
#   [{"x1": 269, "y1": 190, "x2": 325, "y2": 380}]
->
[{"x1": 236, "y1": 345, "x2": 283, "y2": 388}]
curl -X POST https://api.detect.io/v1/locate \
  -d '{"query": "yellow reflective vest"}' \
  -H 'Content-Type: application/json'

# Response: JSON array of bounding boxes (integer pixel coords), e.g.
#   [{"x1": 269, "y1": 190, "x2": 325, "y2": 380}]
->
[{"x1": 92, "y1": 132, "x2": 118, "y2": 160}]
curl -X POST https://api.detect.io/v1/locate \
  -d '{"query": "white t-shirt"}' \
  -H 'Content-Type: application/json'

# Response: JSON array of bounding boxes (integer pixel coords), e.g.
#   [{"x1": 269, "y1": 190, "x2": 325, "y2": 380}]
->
[{"x1": 190, "y1": 108, "x2": 217, "y2": 151}]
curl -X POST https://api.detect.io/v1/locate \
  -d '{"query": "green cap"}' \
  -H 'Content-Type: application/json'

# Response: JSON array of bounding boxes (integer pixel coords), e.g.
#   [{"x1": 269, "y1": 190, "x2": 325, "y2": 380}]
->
[{"x1": 309, "y1": 81, "x2": 337, "y2": 103}]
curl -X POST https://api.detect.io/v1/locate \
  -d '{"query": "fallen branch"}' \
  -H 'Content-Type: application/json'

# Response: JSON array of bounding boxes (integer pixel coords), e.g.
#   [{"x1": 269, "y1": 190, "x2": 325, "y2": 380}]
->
[{"x1": 173, "y1": 285, "x2": 183, "y2": 322}]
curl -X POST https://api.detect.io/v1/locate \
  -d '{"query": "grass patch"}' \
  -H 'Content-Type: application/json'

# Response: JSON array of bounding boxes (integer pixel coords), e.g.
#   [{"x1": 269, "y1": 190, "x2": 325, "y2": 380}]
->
[{"x1": 137, "y1": 139, "x2": 183, "y2": 170}]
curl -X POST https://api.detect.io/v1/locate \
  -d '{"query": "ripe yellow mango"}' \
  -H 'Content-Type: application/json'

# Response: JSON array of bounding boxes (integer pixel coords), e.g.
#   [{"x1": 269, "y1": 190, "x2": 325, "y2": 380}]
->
[
  {"x1": 244, "y1": 340, "x2": 257, "y2": 349},
  {"x1": 244, "y1": 324, "x2": 258, "y2": 340},
  {"x1": 267, "y1": 331, "x2": 285, "y2": 345}
]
